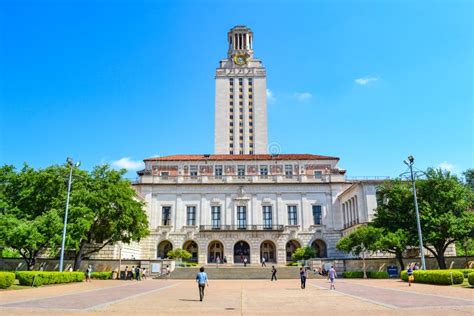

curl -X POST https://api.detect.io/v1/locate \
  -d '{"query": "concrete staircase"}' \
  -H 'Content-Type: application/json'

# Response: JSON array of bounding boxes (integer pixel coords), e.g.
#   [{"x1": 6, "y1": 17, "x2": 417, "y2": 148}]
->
[{"x1": 166, "y1": 265, "x2": 323, "y2": 280}]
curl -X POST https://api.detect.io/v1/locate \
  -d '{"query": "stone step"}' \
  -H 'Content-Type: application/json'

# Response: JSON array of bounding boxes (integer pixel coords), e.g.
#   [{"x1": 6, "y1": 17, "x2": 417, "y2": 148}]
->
[{"x1": 166, "y1": 266, "x2": 325, "y2": 280}]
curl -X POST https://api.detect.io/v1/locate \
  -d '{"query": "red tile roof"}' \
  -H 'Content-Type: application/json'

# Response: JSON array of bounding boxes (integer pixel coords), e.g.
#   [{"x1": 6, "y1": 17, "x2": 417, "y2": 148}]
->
[{"x1": 144, "y1": 154, "x2": 339, "y2": 162}]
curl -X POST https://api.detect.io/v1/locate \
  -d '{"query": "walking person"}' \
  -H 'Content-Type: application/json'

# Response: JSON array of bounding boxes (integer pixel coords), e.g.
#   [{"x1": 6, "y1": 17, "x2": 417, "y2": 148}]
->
[
  {"x1": 129, "y1": 266, "x2": 135, "y2": 281},
  {"x1": 261, "y1": 257, "x2": 266, "y2": 267},
  {"x1": 300, "y1": 267, "x2": 306, "y2": 289},
  {"x1": 216, "y1": 256, "x2": 221, "y2": 268},
  {"x1": 135, "y1": 266, "x2": 141, "y2": 281},
  {"x1": 124, "y1": 266, "x2": 129, "y2": 280},
  {"x1": 243, "y1": 257, "x2": 248, "y2": 267},
  {"x1": 166, "y1": 265, "x2": 171, "y2": 279},
  {"x1": 407, "y1": 265, "x2": 414, "y2": 287},
  {"x1": 271, "y1": 265, "x2": 277, "y2": 281},
  {"x1": 86, "y1": 265, "x2": 92, "y2": 282},
  {"x1": 196, "y1": 267, "x2": 209, "y2": 301},
  {"x1": 142, "y1": 267, "x2": 147, "y2": 280},
  {"x1": 328, "y1": 265, "x2": 337, "y2": 290}
]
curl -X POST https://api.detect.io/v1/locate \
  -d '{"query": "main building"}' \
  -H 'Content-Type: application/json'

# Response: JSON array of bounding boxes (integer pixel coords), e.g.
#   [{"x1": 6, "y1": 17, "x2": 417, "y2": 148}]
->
[{"x1": 99, "y1": 26, "x2": 384, "y2": 264}]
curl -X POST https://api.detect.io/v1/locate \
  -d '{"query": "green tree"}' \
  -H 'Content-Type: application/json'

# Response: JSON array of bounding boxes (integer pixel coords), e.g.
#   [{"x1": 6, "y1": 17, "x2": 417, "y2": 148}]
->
[
  {"x1": 336, "y1": 226, "x2": 382, "y2": 278},
  {"x1": 416, "y1": 169, "x2": 474, "y2": 269},
  {"x1": 372, "y1": 180, "x2": 417, "y2": 270},
  {"x1": 291, "y1": 246, "x2": 316, "y2": 261},
  {"x1": 373, "y1": 229, "x2": 410, "y2": 270},
  {"x1": 167, "y1": 248, "x2": 192, "y2": 261},
  {"x1": 0, "y1": 165, "x2": 64, "y2": 270},
  {"x1": 66, "y1": 165, "x2": 150, "y2": 270},
  {"x1": 463, "y1": 169, "x2": 474, "y2": 191}
]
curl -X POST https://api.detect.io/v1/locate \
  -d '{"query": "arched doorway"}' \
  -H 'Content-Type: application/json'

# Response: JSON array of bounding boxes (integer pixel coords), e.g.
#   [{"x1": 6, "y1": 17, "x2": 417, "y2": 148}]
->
[
  {"x1": 183, "y1": 240, "x2": 198, "y2": 262},
  {"x1": 260, "y1": 240, "x2": 276, "y2": 263},
  {"x1": 286, "y1": 240, "x2": 301, "y2": 261},
  {"x1": 157, "y1": 240, "x2": 173, "y2": 259},
  {"x1": 234, "y1": 240, "x2": 250, "y2": 263},
  {"x1": 311, "y1": 239, "x2": 327, "y2": 258},
  {"x1": 208, "y1": 240, "x2": 224, "y2": 263}
]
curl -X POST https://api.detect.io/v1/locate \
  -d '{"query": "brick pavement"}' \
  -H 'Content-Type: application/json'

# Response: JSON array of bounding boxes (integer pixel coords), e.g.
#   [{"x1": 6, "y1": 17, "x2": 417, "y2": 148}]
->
[{"x1": 0, "y1": 279, "x2": 472, "y2": 315}]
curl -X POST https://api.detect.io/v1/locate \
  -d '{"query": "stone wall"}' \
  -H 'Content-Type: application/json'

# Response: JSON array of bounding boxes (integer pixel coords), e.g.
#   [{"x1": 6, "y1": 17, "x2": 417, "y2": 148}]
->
[
  {"x1": 0, "y1": 257, "x2": 175, "y2": 274},
  {"x1": 342, "y1": 256, "x2": 474, "y2": 272}
]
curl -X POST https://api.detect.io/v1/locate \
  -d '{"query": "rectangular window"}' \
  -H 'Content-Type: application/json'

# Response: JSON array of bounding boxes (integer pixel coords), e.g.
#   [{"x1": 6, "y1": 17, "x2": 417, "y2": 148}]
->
[
  {"x1": 260, "y1": 165, "x2": 268, "y2": 178},
  {"x1": 237, "y1": 206, "x2": 247, "y2": 229},
  {"x1": 160, "y1": 171, "x2": 169, "y2": 179},
  {"x1": 211, "y1": 206, "x2": 221, "y2": 229},
  {"x1": 162, "y1": 207, "x2": 171, "y2": 226},
  {"x1": 287, "y1": 205, "x2": 297, "y2": 225},
  {"x1": 187, "y1": 206, "x2": 196, "y2": 226},
  {"x1": 314, "y1": 170, "x2": 323, "y2": 179},
  {"x1": 238, "y1": 165, "x2": 245, "y2": 178},
  {"x1": 312, "y1": 205, "x2": 322, "y2": 225},
  {"x1": 190, "y1": 165, "x2": 198, "y2": 179},
  {"x1": 263, "y1": 206, "x2": 272, "y2": 229},
  {"x1": 215, "y1": 165, "x2": 223, "y2": 178},
  {"x1": 285, "y1": 165, "x2": 293, "y2": 178}
]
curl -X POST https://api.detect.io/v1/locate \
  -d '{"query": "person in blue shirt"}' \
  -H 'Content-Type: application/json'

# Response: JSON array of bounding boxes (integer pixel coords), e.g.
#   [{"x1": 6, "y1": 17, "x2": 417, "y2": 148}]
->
[{"x1": 196, "y1": 267, "x2": 209, "y2": 301}]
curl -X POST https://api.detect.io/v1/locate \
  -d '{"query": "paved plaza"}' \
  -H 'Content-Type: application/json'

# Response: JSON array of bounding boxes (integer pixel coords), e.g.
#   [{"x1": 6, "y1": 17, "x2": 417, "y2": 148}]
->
[{"x1": 0, "y1": 279, "x2": 473, "y2": 315}]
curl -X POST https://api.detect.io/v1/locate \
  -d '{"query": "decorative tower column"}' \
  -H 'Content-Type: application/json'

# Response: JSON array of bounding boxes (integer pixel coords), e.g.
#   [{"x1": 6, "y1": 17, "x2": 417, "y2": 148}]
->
[{"x1": 215, "y1": 26, "x2": 268, "y2": 155}]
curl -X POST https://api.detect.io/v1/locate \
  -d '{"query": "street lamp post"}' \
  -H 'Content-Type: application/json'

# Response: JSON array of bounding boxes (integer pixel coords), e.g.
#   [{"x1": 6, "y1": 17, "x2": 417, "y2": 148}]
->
[
  {"x1": 59, "y1": 157, "x2": 80, "y2": 272},
  {"x1": 403, "y1": 155, "x2": 427, "y2": 270}
]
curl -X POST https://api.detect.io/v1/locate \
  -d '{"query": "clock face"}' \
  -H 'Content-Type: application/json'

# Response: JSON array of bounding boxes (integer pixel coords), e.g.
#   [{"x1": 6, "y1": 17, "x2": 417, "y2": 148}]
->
[{"x1": 233, "y1": 54, "x2": 248, "y2": 66}]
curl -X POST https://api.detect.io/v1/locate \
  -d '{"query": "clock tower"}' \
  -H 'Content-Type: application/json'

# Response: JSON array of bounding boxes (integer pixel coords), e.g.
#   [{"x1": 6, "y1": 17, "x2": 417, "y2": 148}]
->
[{"x1": 214, "y1": 26, "x2": 268, "y2": 155}]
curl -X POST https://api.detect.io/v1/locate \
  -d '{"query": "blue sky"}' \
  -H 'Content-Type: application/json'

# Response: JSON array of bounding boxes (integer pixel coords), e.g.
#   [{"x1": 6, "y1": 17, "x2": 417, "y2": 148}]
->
[{"x1": 0, "y1": 0, "x2": 472, "y2": 178}]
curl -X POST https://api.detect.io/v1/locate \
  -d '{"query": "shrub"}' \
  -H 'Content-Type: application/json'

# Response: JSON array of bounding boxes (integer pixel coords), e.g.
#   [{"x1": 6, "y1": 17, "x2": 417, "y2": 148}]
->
[
  {"x1": 367, "y1": 271, "x2": 390, "y2": 279},
  {"x1": 0, "y1": 272, "x2": 16, "y2": 289},
  {"x1": 400, "y1": 270, "x2": 464, "y2": 285},
  {"x1": 468, "y1": 272, "x2": 474, "y2": 286},
  {"x1": 342, "y1": 271, "x2": 364, "y2": 278},
  {"x1": 88, "y1": 272, "x2": 113, "y2": 280},
  {"x1": 342, "y1": 271, "x2": 390, "y2": 278},
  {"x1": 16, "y1": 272, "x2": 84, "y2": 287},
  {"x1": 455, "y1": 269, "x2": 474, "y2": 278},
  {"x1": 286, "y1": 262, "x2": 300, "y2": 266}
]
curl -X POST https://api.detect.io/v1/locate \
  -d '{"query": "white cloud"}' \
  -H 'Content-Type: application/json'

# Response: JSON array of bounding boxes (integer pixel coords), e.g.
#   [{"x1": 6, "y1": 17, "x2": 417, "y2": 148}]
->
[
  {"x1": 294, "y1": 92, "x2": 312, "y2": 101},
  {"x1": 266, "y1": 89, "x2": 276, "y2": 103},
  {"x1": 111, "y1": 157, "x2": 144, "y2": 171},
  {"x1": 355, "y1": 77, "x2": 379, "y2": 85},
  {"x1": 438, "y1": 161, "x2": 455, "y2": 172}
]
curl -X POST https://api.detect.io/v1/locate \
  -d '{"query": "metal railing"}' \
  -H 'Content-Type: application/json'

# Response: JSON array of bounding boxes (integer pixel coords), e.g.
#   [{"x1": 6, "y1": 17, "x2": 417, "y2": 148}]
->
[{"x1": 199, "y1": 225, "x2": 284, "y2": 231}]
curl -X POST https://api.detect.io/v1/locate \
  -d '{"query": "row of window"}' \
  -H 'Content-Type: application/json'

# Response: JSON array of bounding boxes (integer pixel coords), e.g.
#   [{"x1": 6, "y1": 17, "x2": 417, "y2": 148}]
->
[
  {"x1": 161, "y1": 205, "x2": 322, "y2": 227},
  {"x1": 163, "y1": 165, "x2": 323, "y2": 179},
  {"x1": 229, "y1": 78, "x2": 254, "y2": 155}
]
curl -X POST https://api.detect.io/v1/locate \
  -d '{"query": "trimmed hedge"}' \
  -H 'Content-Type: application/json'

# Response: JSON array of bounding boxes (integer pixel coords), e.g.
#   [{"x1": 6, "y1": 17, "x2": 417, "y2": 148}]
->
[
  {"x1": 400, "y1": 270, "x2": 464, "y2": 285},
  {"x1": 468, "y1": 272, "x2": 474, "y2": 286},
  {"x1": 16, "y1": 271, "x2": 84, "y2": 287},
  {"x1": 0, "y1": 272, "x2": 16, "y2": 289},
  {"x1": 455, "y1": 269, "x2": 474, "y2": 278},
  {"x1": 88, "y1": 272, "x2": 113, "y2": 280},
  {"x1": 342, "y1": 271, "x2": 390, "y2": 279},
  {"x1": 367, "y1": 271, "x2": 390, "y2": 279},
  {"x1": 342, "y1": 271, "x2": 364, "y2": 278}
]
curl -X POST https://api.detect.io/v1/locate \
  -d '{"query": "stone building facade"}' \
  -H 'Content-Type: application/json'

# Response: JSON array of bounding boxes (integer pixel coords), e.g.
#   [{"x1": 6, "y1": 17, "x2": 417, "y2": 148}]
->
[
  {"x1": 128, "y1": 154, "x2": 383, "y2": 264},
  {"x1": 94, "y1": 26, "x2": 387, "y2": 264}
]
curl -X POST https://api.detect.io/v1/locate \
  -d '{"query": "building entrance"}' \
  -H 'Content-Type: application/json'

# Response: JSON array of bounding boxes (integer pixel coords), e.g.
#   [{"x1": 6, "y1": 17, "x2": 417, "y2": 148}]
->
[{"x1": 234, "y1": 240, "x2": 250, "y2": 263}]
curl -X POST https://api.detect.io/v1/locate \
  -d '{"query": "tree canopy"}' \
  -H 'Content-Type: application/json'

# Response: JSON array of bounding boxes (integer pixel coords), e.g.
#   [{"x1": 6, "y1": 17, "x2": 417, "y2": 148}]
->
[
  {"x1": 291, "y1": 246, "x2": 316, "y2": 261},
  {"x1": 0, "y1": 163, "x2": 150, "y2": 270}
]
